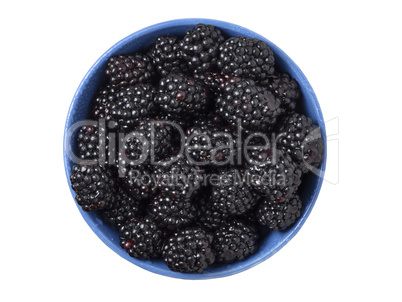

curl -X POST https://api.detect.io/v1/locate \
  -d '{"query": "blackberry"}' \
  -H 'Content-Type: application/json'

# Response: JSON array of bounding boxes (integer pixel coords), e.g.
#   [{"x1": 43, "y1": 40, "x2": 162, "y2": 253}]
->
[
  {"x1": 101, "y1": 186, "x2": 143, "y2": 229},
  {"x1": 117, "y1": 119, "x2": 174, "y2": 173},
  {"x1": 197, "y1": 193, "x2": 229, "y2": 230},
  {"x1": 212, "y1": 220, "x2": 259, "y2": 263},
  {"x1": 210, "y1": 169, "x2": 259, "y2": 216},
  {"x1": 179, "y1": 24, "x2": 225, "y2": 72},
  {"x1": 76, "y1": 124, "x2": 100, "y2": 160},
  {"x1": 70, "y1": 164, "x2": 115, "y2": 212},
  {"x1": 152, "y1": 155, "x2": 202, "y2": 199},
  {"x1": 217, "y1": 36, "x2": 275, "y2": 80},
  {"x1": 247, "y1": 150, "x2": 302, "y2": 203},
  {"x1": 116, "y1": 119, "x2": 174, "y2": 197},
  {"x1": 155, "y1": 73, "x2": 210, "y2": 116},
  {"x1": 105, "y1": 54, "x2": 155, "y2": 86},
  {"x1": 151, "y1": 35, "x2": 188, "y2": 76},
  {"x1": 198, "y1": 201, "x2": 229, "y2": 230},
  {"x1": 276, "y1": 113, "x2": 324, "y2": 173},
  {"x1": 185, "y1": 125, "x2": 236, "y2": 166},
  {"x1": 162, "y1": 227, "x2": 215, "y2": 273},
  {"x1": 256, "y1": 194, "x2": 302, "y2": 231},
  {"x1": 241, "y1": 127, "x2": 281, "y2": 165},
  {"x1": 260, "y1": 72, "x2": 300, "y2": 112},
  {"x1": 120, "y1": 216, "x2": 164, "y2": 259},
  {"x1": 76, "y1": 122, "x2": 110, "y2": 166},
  {"x1": 107, "y1": 84, "x2": 156, "y2": 130},
  {"x1": 152, "y1": 114, "x2": 190, "y2": 154},
  {"x1": 149, "y1": 192, "x2": 198, "y2": 230},
  {"x1": 216, "y1": 79, "x2": 285, "y2": 131},
  {"x1": 92, "y1": 84, "x2": 118, "y2": 119},
  {"x1": 121, "y1": 166, "x2": 156, "y2": 200}
]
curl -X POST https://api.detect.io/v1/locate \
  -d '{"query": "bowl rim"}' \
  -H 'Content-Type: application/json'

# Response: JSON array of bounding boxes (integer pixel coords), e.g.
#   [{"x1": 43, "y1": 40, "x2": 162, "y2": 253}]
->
[{"x1": 63, "y1": 18, "x2": 327, "y2": 280}]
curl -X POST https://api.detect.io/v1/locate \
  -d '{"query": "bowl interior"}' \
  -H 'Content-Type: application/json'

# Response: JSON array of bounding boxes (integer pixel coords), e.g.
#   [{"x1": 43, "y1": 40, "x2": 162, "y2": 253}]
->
[{"x1": 63, "y1": 18, "x2": 327, "y2": 279}]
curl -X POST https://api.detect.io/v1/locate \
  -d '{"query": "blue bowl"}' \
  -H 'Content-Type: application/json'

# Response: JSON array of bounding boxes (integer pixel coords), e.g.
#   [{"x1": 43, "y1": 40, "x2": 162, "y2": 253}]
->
[{"x1": 63, "y1": 18, "x2": 327, "y2": 279}]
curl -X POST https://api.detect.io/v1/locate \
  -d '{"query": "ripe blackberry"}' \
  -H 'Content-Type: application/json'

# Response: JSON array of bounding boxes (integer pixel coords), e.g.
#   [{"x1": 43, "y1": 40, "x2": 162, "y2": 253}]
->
[
  {"x1": 149, "y1": 192, "x2": 198, "y2": 230},
  {"x1": 211, "y1": 185, "x2": 257, "y2": 216},
  {"x1": 92, "y1": 84, "x2": 118, "y2": 119},
  {"x1": 212, "y1": 220, "x2": 259, "y2": 263},
  {"x1": 210, "y1": 169, "x2": 258, "y2": 216},
  {"x1": 216, "y1": 79, "x2": 285, "y2": 131},
  {"x1": 121, "y1": 166, "x2": 156, "y2": 200},
  {"x1": 276, "y1": 113, "x2": 324, "y2": 173},
  {"x1": 107, "y1": 84, "x2": 156, "y2": 130},
  {"x1": 256, "y1": 194, "x2": 302, "y2": 231},
  {"x1": 241, "y1": 127, "x2": 276, "y2": 164},
  {"x1": 155, "y1": 73, "x2": 210, "y2": 116},
  {"x1": 152, "y1": 114, "x2": 191, "y2": 155},
  {"x1": 152, "y1": 155, "x2": 203, "y2": 199},
  {"x1": 162, "y1": 227, "x2": 215, "y2": 273},
  {"x1": 260, "y1": 72, "x2": 300, "y2": 112},
  {"x1": 197, "y1": 193, "x2": 229, "y2": 230},
  {"x1": 101, "y1": 186, "x2": 143, "y2": 229},
  {"x1": 198, "y1": 202, "x2": 229, "y2": 230},
  {"x1": 185, "y1": 125, "x2": 236, "y2": 166},
  {"x1": 120, "y1": 216, "x2": 164, "y2": 259},
  {"x1": 179, "y1": 24, "x2": 225, "y2": 72},
  {"x1": 116, "y1": 119, "x2": 174, "y2": 198},
  {"x1": 217, "y1": 36, "x2": 275, "y2": 80},
  {"x1": 117, "y1": 119, "x2": 174, "y2": 173},
  {"x1": 70, "y1": 164, "x2": 115, "y2": 212},
  {"x1": 151, "y1": 35, "x2": 188, "y2": 76},
  {"x1": 105, "y1": 54, "x2": 155, "y2": 86},
  {"x1": 76, "y1": 124, "x2": 100, "y2": 160},
  {"x1": 247, "y1": 150, "x2": 302, "y2": 203},
  {"x1": 76, "y1": 121, "x2": 110, "y2": 166}
]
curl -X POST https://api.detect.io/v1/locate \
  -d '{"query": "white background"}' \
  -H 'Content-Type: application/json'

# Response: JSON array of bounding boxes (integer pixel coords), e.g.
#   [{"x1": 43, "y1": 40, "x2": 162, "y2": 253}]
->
[{"x1": 1, "y1": 0, "x2": 401, "y2": 301}]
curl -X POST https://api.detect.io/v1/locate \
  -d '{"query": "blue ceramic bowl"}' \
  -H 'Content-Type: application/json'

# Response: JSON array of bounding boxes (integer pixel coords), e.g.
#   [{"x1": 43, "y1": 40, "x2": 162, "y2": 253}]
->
[{"x1": 63, "y1": 18, "x2": 327, "y2": 279}]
